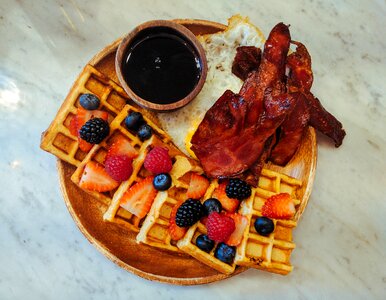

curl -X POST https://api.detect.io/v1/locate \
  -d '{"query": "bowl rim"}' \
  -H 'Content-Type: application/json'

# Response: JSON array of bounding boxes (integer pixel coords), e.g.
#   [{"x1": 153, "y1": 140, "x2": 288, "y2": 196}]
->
[{"x1": 115, "y1": 19, "x2": 208, "y2": 112}]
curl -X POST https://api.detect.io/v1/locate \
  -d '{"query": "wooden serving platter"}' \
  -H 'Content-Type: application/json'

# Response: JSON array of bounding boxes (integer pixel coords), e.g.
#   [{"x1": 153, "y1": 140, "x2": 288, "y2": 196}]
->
[{"x1": 57, "y1": 19, "x2": 317, "y2": 285}]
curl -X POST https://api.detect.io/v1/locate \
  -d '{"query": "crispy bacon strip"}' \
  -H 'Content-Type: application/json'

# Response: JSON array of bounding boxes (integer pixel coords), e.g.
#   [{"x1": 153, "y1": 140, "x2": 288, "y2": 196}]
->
[
  {"x1": 191, "y1": 23, "x2": 294, "y2": 179},
  {"x1": 270, "y1": 93, "x2": 310, "y2": 165},
  {"x1": 305, "y1": 92, "x2": 346, "y2": 147},
  {"x1": 287, "y1": 41, "x2": 345, "y2": 147},
  {"x1": 240, "y1": 23, "x2": 291, "y2": 127},
  {"x1": 241, "y1": 135, "x2": 277, "y2": 186},
  {"x1": 191, "y1": 90, "x2": 299, "y2": 178},
  {"x1": 270, "y1": 42, "x2": 312, "y2": 165},
  {"x1": 232, "y1": 46, "x2": 261, "y2": 80}
]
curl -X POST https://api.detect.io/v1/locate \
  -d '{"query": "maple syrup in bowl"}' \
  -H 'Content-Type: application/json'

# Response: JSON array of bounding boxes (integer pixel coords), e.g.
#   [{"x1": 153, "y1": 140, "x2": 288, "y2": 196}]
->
[{"x1": 116, "y1": 20, "x2": 207, "y2": 111}]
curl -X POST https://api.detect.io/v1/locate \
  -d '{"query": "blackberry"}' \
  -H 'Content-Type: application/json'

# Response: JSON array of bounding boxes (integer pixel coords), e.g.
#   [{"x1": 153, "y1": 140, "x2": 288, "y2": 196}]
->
[
  {"x1": 79, "y1": 118, "x2": 109, "y2": 144},
  {"x1": 225, "y1": 178, "x2": 251, "y2": 200},
  {"x1": 175, "y1": 199, "x2": 204, "y2": 227}
]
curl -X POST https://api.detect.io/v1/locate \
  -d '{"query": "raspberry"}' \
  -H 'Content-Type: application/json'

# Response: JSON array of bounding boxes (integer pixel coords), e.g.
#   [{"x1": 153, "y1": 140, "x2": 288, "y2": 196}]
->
[
  {"x1": 144, "y1": 147, "x2": 172, "y2": 175},
  {"x1": 206, "y1": 212, "x2": 235, "y2": 242},
  {"x1": 104, "y1": 155, "x2": 133, "y2": 182}
]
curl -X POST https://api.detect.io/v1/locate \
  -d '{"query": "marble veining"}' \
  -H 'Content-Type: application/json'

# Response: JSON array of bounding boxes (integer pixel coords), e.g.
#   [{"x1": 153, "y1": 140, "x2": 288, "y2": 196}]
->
[{"x1": 0, "y1": 0, "x2": 385, "y2": 299}]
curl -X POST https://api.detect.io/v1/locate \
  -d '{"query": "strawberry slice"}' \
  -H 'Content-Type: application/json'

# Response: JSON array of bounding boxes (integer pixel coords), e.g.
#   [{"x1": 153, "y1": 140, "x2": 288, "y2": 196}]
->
[
  {"x1": 262, "y1": 193, "x2": 295, "y2": 220},
  {"x1": 76, "y1": 107, "x2": 109, "y2": 128},
  {"x1": 187, "y1": 173, "x2": 209, "y2": 199},
  {"x1": 106, "y1": 136, "x2": 138, "y2": 161},
  {"x1": 169, "y1": 201, "x2": 188, "y2": 240},
  {"x1": 120, "y1": 176, "x2": 157, "y2": 219},
  {"x1": 225, "y1": 213, "x2": 248, "y2": 246},
  {"x1": 79, "y1": 161, "x2": 119, "y2": 192},
  {"x1": 76, "y1": 107, "x2": 109, "y2": 152},
  {"x1": 69, "y1": 115, "x2": 78, "y2": 136},
  {"x1": 212, "y1": 183, "x2": 240, "y2": 213}
]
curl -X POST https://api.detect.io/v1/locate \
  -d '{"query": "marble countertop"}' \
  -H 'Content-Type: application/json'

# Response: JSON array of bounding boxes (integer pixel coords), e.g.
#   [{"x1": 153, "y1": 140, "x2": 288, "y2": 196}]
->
[{"x1": 1, "y1": 0, "x2": 385, "y2": 299}]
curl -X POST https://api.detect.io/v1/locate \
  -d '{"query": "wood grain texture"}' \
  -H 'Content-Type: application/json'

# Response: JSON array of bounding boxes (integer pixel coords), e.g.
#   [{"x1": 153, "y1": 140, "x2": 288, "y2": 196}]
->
[{"x1": 57, "y1": 19, "x2": 317, "y2": 285}]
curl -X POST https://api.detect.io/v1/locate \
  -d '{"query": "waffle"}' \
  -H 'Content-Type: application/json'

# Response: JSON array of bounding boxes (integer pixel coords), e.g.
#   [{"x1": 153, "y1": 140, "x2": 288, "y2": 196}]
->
[
  {"x1": 136, "y1": 156, "x2": 203, "y2": 252},
  {"x1": 234, "y1": 169, "x2": 302, "y2": 275},
  {"x1": 177, "y1": 169, "x2": 302, "y2": 275},
  {"x1": 70, "y1": 104, "x2": 174, "y2": 231},
  {"x1": 40, "y1": 65, "x2": 130, "y2": 167},
  {"x1": 177, "y1": 180, "x2": 237, "y2": 274}
]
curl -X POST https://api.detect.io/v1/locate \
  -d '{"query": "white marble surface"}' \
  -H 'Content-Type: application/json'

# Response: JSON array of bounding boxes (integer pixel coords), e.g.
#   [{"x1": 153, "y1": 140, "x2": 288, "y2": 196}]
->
[{"x1": 1, "y1": 0, "x2": 385, "y2": 299}]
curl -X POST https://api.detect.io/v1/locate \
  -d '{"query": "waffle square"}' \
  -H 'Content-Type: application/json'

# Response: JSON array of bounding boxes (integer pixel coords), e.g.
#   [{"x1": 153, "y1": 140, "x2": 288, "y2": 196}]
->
[
  {"x1": 136, "y1": 156, "x2": 203, "y2": 252},
  {"x1": 40, "y1": 65, "x2": 130, "y2": 167}
]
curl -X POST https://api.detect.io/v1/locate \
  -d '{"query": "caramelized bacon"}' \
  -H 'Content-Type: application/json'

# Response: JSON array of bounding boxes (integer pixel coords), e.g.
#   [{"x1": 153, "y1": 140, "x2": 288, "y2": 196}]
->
[
  {"x1": 191, "y1": 90, "x2": 298, "y2": 178},
  {"x1": 191, "y1": 23, "x2": 293, "y2": 180},
  {"x1": 240, "y1": 23, "x2": 291, "y2": 127},
  {"x1": 286, "y1": 41, "x2": 313, "y2": 92},
  {"x1": 270, "y1": 42, "x2": 313, "y2": 165},
  {"x1": 232, "y1": 46, "x2": 262, "y2": 80},
  {"x1": 271, "y1": 93, "x2": 310, "y2": 165},
  {"x1": 241, "y1": 135, "x2": 277, "y2": 186},
  {"x1": 287, "y1": 41, "x2": 345, "y2": 147},
  {"x1": 305, "y1": 92, "x2": 346, "y2": 147}
]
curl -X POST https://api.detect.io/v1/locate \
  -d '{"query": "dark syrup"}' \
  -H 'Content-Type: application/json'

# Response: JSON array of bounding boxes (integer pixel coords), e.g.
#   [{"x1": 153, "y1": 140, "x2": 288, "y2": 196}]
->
[{"x1": 122, "y1": 28, "x2": 202, "y2": 104}]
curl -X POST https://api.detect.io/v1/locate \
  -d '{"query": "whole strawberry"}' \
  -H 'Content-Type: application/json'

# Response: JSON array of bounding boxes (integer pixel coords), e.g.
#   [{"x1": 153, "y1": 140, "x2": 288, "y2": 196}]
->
[
  {"x1": 105, "y1": 155, "x2": 133, "y2": 182},
  {"x1": 206, "y1": 212, "x2": 235, "y2": 242},
  {"x1": 144, "y1": 147, "x2": 172, "y2": 175}
]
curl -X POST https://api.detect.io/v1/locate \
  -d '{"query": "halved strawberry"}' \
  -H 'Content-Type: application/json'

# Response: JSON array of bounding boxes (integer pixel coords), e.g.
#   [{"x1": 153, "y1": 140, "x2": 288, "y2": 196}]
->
[
  {"x1": 120, "y1": 176, "x2": 157, "y2": 219},
  {"x1": 69, "y1": 115, "x2": 78, "y2": 136},
  {"x1": 169, "y1": 201, "x2": 187, "y2": 240},
  {"x1": 106, "y1": 136, "x2": 138, "y2": 161},
  {"x1": 187, "y1": 173, "x2": 209, "y2": 199},
  {"x1": 225, "y1": 213, "x2": 248, "y2": 246},
  {"x1": 76, "y1": 107, "x2": 109, "y2": 128},
  {"x1": 77, "y1": 107, "x2": 109, "y2": 152},
  {"x1": 79, "y1": 161, "x2": 119, "y2": 192},
  {"x1": 212, "y1": 183, "x2": 240, "y2": 213},
  {"x1": 262, "y1": 193, "x2": 295, "y2": 220}
]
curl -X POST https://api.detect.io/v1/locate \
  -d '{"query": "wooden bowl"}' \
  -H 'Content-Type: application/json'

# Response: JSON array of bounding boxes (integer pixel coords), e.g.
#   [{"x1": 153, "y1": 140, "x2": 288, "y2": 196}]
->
[
  {"x1": 58, "y1": 19, "x2": 317, "y2": 285},
  {"x1": 115, "y1": 20, "x2": 208, "y2": 112}
]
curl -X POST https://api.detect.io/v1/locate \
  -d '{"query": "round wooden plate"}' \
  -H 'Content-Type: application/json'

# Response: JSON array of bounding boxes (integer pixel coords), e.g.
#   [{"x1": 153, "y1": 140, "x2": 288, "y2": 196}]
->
[{"x1": 57, "y1": 19, "x2": 317, "y2": 285}]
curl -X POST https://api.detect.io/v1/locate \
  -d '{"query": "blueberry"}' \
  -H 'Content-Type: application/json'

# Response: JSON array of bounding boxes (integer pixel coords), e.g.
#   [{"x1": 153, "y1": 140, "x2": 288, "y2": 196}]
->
[
  {"x1": 254, "y1": 217, "x2": 274, "y2": 236},
  {"x1": 79, "y1": 93, "x2": 100, "y2": 110},
  {"x1": 203, "y1": 198, "x2": 222, "y2": 215},
  {"x1": 153, "y1": 173, "x2": 172, "y2": 191},
  {"x1": 125, "y1": 111, "x2": 144, "y2": 131},
  {"x1": 214, "y1": 243, "x2": 236, "y2": 264},
  {"x1": 137, "y1": 124, "x2": 152, "y2": 141},
  {"x1": 196, "y1": 234, "x2": 215, "y2": 252}
]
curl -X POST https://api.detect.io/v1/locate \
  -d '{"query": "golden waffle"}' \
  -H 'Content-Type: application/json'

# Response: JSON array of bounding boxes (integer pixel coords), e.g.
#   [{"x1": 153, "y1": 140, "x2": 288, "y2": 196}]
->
[
  {"x1": 234, "y1": 169, "x2": 302, "y2": 275},
  {"x1": 177, "y1": 181, "x2": 237, "y2": 274},
  {"x1": 40, "y1": 65, "x2": 130, "y2": 167},
  {"x1": 70, "y1": 104, "x2": 173, "y2": 231},
  {"x1": 177, "y1": 169, "x2": 302, "y2": 275},
  {"x1": 136, "y1": 156, "x2": 203, "y2": 252}
]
